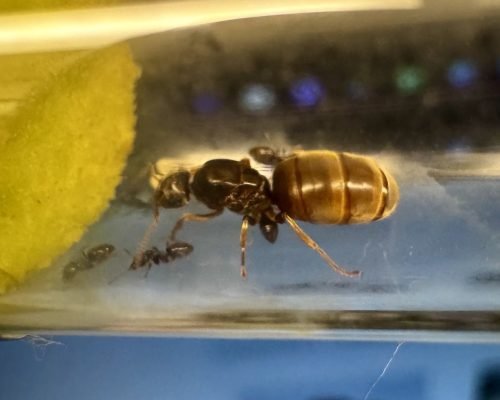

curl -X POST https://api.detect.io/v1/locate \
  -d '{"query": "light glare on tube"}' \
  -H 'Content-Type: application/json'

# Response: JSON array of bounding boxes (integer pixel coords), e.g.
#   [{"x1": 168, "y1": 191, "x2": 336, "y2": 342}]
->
[{"x1": 0, "y1": 0, "x2": 421, "y2": 54}]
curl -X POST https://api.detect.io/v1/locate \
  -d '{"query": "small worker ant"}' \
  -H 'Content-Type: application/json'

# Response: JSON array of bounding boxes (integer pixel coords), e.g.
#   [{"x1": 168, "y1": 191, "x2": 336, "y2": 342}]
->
[
  {"x1": 112, "y1": 241, "x2": 193, "y2": 282},
  {"x1": 63, "y1": 244, "x2": 115, "y2": 281}
]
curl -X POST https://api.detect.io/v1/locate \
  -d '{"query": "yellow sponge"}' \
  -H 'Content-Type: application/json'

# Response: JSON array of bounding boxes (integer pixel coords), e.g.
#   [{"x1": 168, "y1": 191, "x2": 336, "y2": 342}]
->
[{"x1": 0, "y1": 44, "x2": 140, "y2": 294}]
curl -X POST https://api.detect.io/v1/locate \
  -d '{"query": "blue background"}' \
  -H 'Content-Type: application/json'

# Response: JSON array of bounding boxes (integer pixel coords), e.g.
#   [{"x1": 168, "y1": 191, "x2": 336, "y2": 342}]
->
[{"x1": 2, "y1": 336, "x2": 500, "y2": 400}]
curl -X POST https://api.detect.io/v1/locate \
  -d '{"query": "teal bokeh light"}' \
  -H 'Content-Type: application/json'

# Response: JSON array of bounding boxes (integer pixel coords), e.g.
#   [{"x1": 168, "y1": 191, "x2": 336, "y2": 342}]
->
[{"x1": 395, "y1": 66, "x2": 426, "y2": 94}]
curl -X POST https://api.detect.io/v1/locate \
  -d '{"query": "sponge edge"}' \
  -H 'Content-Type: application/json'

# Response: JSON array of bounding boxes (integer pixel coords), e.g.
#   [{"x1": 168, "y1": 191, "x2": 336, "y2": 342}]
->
[{"x1": 0, "y1": 43, "x2": 141, "y2": 294}]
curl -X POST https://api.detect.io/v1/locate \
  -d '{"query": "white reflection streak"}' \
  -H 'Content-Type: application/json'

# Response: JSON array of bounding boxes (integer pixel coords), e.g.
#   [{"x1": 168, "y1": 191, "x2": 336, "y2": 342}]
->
[
  {"x1": 363, "y1": 342, "x2": 405, "y2": 400},
  {"x1": 0, "y1": 0, "x2": 422, "y2": 54},
  {"x1": 360, "y1": 239, "x2": 372, "y2": 263},
  {"x1": 381, "y1": 246, "x2": 401, "y2": 295}
]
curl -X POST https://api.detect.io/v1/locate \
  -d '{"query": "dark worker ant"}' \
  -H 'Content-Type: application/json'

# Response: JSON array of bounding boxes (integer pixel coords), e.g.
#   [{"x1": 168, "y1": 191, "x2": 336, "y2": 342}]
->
[
  {"x1": 138, "y1": 146, "x2": 399, "y2": 279},
  {"x1": 63, "y1": 243, "x2": 115, "y2": 281},
  {"x1": 130, "y1": 241, "x2": 193, "y2": 276},
  {"x1": 111, "y1": 241, "x2": 193, "y2": 282}
]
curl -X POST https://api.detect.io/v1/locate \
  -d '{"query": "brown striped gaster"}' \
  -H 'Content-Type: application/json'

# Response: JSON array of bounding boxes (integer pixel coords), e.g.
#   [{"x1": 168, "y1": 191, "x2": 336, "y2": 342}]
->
[{"x1": 143, "y1": 146, "x2": 399, "y2": 279}]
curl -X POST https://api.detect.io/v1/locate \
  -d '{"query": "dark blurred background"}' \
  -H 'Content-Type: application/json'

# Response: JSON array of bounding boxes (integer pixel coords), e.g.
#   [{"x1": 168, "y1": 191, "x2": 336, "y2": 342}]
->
[{"x1": 133, "y1": 11, "x2": 500, "y2": 155}]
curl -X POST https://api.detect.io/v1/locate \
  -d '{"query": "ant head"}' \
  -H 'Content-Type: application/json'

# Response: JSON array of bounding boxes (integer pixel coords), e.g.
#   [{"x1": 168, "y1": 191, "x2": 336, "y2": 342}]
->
[
  {"x1": 62, "y1": 261, "x2": 79, "y2": 282},
  {"x1": 154, "y1": 170, "x2": 191, "y2": 210}
]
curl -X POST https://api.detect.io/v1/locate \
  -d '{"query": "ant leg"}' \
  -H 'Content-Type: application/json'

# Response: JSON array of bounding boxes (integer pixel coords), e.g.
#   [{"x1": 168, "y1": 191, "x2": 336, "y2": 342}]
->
[
  {"x1": 240, "y1": 216, "x2": 250, "y2": 278},
  {"x1": 152, "y1": 192, "x2": 162, "y2": 222},
  {"x1": 282, "y1": 213, "x2": 361, "y2": 278},
  {"x1": 169, "y1": 209, "x2": 223, "y2": 241},
  {"x1": 132, "y1": 217, "x2": 159, "y2": 268},
  {"x1": 150, "y1": 162, "x2": 167, "y2": 222}
]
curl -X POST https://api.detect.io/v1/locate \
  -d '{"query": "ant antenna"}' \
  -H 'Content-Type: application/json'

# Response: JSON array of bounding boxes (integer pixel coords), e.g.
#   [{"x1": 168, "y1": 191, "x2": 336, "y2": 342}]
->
[
  {"x1": 133, "y1": 163, "x2": 170, "y2": 263},
  {"x1": 108, "y1": 249, "x2": 134, "y2": 285},
  {"x1": 108, "y1": 268, "x2": 130, "y2": 285},
  {"x1": 133, "y1": 215, "x2": 159, "y2": 266}
]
